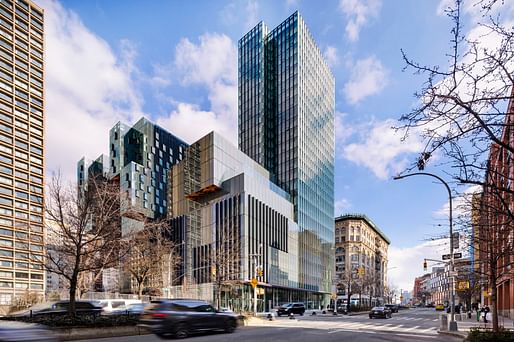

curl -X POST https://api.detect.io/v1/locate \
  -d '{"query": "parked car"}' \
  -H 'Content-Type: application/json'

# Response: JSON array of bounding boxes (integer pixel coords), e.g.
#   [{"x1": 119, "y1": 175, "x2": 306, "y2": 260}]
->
[
  {"x1": 0, "y1": 321, "x2": 58, "y2": 342},
  {"x1": 435, "y1": 303, "x2": 445, "y2": 311},
  {"x1": 336, "y1": 304, "x2": 348, "y2": 314},
  {"x1": 138, "y1": 299, "x2": 238, "y2": 339},
  {"x1": 276, "y1": 303, "x2": 305, "y2": 316},
  {"x1": 9, "y1": 300, "x2": 102, "y2": 318},
  {"x1": 369, "y1": 306, "x2": 392, "y2": 319},
  {"x1": 384, "y1": 304, "x2": 399, "y2": 313},
  {"x1": 97, "y1": 299, "x2": 142, "y2": 314}
]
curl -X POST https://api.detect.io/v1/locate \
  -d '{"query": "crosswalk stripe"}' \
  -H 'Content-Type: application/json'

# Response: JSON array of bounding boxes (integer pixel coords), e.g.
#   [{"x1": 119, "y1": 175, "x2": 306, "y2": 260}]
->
[{"x1": 402, "y1": 325, "x2": 420, "y2": 331}]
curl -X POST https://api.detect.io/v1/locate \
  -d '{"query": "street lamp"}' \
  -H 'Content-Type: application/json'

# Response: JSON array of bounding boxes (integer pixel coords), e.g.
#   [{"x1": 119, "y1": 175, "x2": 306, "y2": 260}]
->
[{"x1": 393, "y1": 172, "x2": 458, "y2": 331}]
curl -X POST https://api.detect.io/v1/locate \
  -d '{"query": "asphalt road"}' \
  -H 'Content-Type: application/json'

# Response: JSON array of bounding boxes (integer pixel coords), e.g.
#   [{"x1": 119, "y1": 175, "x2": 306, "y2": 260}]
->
[{"x1": 75, "y1": 308, "x2": 463, "y2": 342}]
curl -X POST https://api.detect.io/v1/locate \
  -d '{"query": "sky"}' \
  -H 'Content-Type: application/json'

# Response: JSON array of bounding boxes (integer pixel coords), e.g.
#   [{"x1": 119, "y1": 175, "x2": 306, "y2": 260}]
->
[{"x1": 35, "y1": 0, "x2": 514, "y2": 292}]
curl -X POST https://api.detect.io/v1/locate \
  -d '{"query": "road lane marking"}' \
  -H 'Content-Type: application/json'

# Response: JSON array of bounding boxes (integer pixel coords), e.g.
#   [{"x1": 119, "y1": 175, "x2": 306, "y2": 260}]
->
[{"x1": 402, "y1": 325, "x2": 420, "y2": 331}]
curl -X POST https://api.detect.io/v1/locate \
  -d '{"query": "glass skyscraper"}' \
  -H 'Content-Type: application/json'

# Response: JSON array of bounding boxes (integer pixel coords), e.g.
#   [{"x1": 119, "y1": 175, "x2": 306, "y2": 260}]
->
[{"x1": 239, "y1": 12, "x2": 335, "y2": 295}]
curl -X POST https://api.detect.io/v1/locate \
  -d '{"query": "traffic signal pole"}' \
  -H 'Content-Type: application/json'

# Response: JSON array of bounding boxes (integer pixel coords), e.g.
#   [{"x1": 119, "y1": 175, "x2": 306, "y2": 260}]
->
[{"x1": 394, "y1": 172, "x2": 458, "y2": 331}]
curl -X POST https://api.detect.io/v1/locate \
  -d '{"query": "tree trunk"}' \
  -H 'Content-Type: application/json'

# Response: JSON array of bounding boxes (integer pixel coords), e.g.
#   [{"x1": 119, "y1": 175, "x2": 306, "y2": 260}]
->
[
  {"x1": 491, "y1": 278, "x2": 499, "y2": 332},
  {"x1": 138, "y1": 282, "x2": 144, "y2": 300},
  {"x1": 347, "y1": 280, "x2": 351, "y2": 313},
  {"x1": 69, "y1": 271, "x2": 78, "y2": 320}
]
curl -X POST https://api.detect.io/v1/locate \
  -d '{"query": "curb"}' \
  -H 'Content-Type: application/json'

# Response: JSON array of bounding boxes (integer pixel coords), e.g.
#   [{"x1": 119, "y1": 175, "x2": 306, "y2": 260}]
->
[
  {"x1": 54, "y1": 326, "x2": 150, "y2": 341},
  {"x1": 437, "y1": 329, "x2": 467, "y2": 339}
]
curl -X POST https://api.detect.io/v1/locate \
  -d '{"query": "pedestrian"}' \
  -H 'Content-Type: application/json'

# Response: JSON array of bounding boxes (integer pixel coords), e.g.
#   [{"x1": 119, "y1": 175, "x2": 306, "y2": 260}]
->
[{"x1": 480, "y1": 307, "x2": 487, "y2": 323}]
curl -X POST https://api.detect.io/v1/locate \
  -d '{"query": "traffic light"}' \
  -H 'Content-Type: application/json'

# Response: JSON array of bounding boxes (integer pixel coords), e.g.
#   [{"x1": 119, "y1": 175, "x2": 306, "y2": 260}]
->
[
  {"x1": 257, "y1": 268, "x2": 263, "y2": 277},
  {"x1": 423, "y1": 259, "x2": 427, "y2": 271}
]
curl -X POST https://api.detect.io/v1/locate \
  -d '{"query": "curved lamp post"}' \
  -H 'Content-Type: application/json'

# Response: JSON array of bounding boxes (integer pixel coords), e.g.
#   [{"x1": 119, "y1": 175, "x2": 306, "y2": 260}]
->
[{"x1": 393, "y1": 172, "x2": 458, "y2": 331}]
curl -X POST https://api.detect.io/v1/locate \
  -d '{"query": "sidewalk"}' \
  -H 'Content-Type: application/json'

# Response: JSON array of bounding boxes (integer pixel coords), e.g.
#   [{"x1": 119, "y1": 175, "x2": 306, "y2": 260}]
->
[{"x1": 438, "y1": 312, "x2": 514, "y2": 338}]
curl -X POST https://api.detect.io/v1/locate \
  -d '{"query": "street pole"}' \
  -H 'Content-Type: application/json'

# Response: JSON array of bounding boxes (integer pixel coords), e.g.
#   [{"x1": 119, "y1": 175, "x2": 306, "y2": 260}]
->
[
  {"x1": 393, "y1": 172, "x2": 458, "y2": 331},
  {"x1": 249, "y1": 244, "x2": 262, "y2": 316}
]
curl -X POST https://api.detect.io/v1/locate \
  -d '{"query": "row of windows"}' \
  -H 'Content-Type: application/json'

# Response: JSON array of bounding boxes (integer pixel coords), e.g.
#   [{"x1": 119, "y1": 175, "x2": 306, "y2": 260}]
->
[
  {"x1": 0, "y1": 270, "x2": 42, "y2": 278},
  {"x1": 0, "y1": 228, "x2": 42, "y2": 241},
  {"x1": 0, "y1": 281, "x2": 43, "y2": 289}
]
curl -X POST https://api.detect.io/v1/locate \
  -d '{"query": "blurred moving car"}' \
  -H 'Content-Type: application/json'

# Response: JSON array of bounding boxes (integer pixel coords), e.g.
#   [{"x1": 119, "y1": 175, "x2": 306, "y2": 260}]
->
[
  {"x1": 138, "y1": 299, "x2": 238, "y2": 339},
  {"x1": 435, "y1": 303, "x2": 445, "y2": 311},
  {"x1": 9, "y1": 301, "x2": 102, "y2": 318},
  {"x1": 125, "y1": 303, "x2": 146, "y2": 315},
  {"x1": 384, "y1": 304, "x2": 399, "y2": 313},
  {"x1": 276, "y1": 303, "x2": 305, "y2": 316},
  {"x1": 369, "y1": 306, "x2": 392, "y2": 319},
  {"x1": 0, "y1": 321, "x2": 58, "y2": 341},
  {"x1": 97, "y1": 299, "x2": 142, "y2": 314}
]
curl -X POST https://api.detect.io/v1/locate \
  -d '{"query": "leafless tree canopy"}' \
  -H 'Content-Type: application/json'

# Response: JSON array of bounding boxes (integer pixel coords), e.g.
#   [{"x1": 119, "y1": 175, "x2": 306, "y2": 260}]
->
[
  {"x1": 45, "y1": 173, "x2": 124, "y2": 316},
  {"x1": 124, "y1": 221, "x2": 180, "y2": 299},
  {"x1": 398, "y1": 0, "x2": 514, "y2": 332}
]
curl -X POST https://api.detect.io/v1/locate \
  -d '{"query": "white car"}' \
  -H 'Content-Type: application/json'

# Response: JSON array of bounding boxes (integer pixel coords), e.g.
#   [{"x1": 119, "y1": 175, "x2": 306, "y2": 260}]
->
[{"x1": 97, "y1": 299, "x2": 142, "y2": 314}]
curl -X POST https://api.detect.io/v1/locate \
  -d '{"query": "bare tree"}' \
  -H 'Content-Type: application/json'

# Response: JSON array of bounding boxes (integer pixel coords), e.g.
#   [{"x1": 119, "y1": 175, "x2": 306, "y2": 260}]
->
[
  {"x1": 124, "y1": 221, "x2": 180, "y2": 299},
  {"x1": 398, "y1": 0, "x2": 514, "y2": 332},
  {"x1": 335, "y1": 268, "x2": 359, "y2": 312},
  {"x1": 212, "y1": 219, "x2": 241, "y2": 311},
  {"x1": 45, "y1": 173, "x2": 124, "y2": 318}
]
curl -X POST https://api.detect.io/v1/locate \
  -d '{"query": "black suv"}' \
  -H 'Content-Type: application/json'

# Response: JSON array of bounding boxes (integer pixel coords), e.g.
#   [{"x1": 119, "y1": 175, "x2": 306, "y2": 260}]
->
[
  {"x1": 384, "y1": 304, "x2": 399, "y2": 313},
  {"x1": 277, "y1": 302, "x2": 305, "y2": 316},
  {"x1": 138, "y1": 299, "x2": 238, "y2": 339}
]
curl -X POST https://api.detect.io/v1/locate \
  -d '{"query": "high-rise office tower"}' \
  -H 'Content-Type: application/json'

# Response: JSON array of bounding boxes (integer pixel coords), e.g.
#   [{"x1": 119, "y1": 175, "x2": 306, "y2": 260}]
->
[
  {"x1": 239, "y1": 12, "x2": 335, "y2": 295},
  {"x1": 0, "y1": 0, "x2": 45, "y2": 311}
]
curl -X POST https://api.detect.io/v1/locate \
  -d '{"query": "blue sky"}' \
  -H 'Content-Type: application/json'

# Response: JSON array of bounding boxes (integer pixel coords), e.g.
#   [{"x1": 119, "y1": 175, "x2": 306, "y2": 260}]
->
[{"x1": 37, "y1": 0, "x2": 513, "y2": 291}]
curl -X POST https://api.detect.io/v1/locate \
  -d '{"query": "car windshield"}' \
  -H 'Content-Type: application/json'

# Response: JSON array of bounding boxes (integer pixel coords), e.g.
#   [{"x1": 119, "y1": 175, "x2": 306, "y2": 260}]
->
[
  {"x1": 372, "y1": 307, "x2": 384, "y2": 310},
  {"x1": 280, "y1": 304, "x2": 292, "y2": 308}
]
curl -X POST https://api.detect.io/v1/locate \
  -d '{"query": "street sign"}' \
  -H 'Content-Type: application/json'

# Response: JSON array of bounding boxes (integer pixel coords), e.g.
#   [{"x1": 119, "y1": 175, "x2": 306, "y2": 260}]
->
[
  {"x1": 442, "y1": 253, "x2": 462, "y2": 260},
  {"x1": 449, "y1": 271, "x2": 458, "y2": 277},
  {"x1": 251, "y1": 277, "x2": 257, "y2": 289}
]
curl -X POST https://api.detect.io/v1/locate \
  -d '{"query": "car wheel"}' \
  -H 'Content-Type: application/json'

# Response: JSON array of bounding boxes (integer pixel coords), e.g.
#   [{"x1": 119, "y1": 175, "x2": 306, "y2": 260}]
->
[
  {"x1": 174, "y1": 324, "x2": 188, "y2": 339},
  {"x1": 369, "y1": 315, "x2": 373, "y2": 319},
  {"x1": 225, "y1": 319, "x2": 237, "y2": 333},
  {"x1": 300, "y1": 311, "x2": 304, "y2": 316},
  {"x1": 277, "y1": 313, "x2": 281, "y2": 317}
]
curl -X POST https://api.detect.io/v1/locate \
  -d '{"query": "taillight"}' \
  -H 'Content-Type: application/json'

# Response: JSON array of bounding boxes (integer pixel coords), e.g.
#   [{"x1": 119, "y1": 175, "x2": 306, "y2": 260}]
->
[{"x1": 151, "y1": 312, "x2": 168, "y2": 318}]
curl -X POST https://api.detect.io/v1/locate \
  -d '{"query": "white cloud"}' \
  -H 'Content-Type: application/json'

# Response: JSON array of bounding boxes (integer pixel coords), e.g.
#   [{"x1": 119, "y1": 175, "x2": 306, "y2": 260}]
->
[
  {"x1": 388, "y1": 239, "x2": 449, "y2": 291},
  {"x1": 286, "y1": 0, "x2": 299, "y2": 8},
  {"x1": 341, "y1": 119, "x2": 423, "y2": 180},
  {"x1": 156, "y1": 103, "x2": 235, "y2": 145},
  {"x1": 323, "y1": 46, "x2": 339, "y2": 68},
  {"x1": 334, "y1": 111, "x2": 359, "y2": 147},
  {"x1": 41, "y1": 0, "x2": 142, "y2": 182},
  {"x1": 334, "y1": 198, "x2": 352, "y2": 216},
  {"x1": 434, "y1": 185, "x2": 482, "y2": 219},
  {"x1": 436, "y1": 0, "x2": 454, "y2": 16},
  {"x1": 220, "y1": 0, "x2": 260, "y2": 31},
  {"x1": 244, "y1": 0, "x2": 260, "y2": 30},
  {"x1": 339, "y1": 0, "x2": 381, "y2": 42},
  {"x1": 156, "y1": 33, "x2": 238, "y2": 144},
  {"x1": 343, "y1": 56, "x2": 389, "y2": 105}
]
